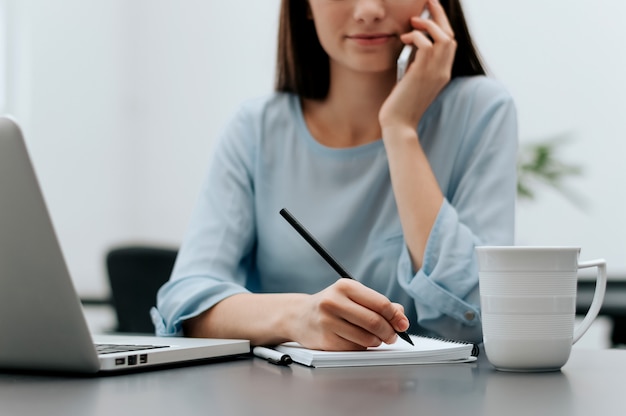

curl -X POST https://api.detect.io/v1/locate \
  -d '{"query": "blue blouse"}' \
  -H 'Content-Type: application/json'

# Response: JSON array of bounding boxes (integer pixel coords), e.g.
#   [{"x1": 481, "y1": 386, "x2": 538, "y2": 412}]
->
[{"x1": 151, "y1": 76, "x2": 518, "y2": 343}]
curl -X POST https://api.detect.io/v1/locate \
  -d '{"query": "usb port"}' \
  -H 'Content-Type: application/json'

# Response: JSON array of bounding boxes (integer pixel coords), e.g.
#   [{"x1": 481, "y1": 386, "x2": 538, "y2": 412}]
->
[
  {"x1": 139, "y1": 354, "x2": 148, "y2": 364},
  {"x1": 128, "y1": 355, "x2": 137, "y2": 365},
  {"x1": 115, "y1": 358, "x2": 125, "y2": 366}
]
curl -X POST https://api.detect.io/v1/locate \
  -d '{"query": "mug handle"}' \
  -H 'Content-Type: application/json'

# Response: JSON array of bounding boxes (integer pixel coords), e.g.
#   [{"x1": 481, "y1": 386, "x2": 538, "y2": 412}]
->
[{"x1": 573, "y1": 259, "x2": 607, "y2": 344}]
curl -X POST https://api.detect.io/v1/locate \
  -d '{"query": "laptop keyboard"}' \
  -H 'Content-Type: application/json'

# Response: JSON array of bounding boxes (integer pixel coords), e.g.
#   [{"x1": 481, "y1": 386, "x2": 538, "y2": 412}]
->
[{"x1": 96, "y1": 343, "x2": 169, "y2": 355}]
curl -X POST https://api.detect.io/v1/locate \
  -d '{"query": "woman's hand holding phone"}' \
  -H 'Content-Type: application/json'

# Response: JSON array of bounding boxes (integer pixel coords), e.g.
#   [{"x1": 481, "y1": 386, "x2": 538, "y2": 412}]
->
[
  {"x1": 380, "y1": 0, "x2": 456, "y2": 132},
  {"x1": 395, "y1": 8, "x2": 430, "y2": 83}
]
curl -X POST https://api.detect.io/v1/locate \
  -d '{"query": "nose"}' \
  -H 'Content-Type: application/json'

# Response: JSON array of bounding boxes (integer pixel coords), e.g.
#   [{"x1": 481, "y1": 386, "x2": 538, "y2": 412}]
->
[{"x1": 353, "y1": 0, "x2": 386, "y2": 23}]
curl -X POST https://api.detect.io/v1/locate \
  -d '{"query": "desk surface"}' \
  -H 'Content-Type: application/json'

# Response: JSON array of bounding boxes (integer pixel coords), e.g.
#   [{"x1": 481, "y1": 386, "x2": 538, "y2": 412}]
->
[{"x1": 0, "y1": 348, "x2": 623, "y2": 416}]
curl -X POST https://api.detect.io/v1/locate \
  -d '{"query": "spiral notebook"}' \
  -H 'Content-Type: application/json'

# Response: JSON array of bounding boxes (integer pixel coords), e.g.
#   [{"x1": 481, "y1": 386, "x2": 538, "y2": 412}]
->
[{"x1": 274, "y1": 335, "x2": 478, "y2": 368}]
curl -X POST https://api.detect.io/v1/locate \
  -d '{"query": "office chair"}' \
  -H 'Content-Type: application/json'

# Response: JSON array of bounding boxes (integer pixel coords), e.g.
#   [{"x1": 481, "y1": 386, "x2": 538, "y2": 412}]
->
[{"x1": 106, "y1": 246, "x2": 178, "y2": 333}]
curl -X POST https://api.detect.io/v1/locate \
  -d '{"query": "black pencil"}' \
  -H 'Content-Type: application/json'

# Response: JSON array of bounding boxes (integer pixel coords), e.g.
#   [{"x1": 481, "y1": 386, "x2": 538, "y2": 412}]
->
[{"x1": 279, "y1": 208, "x2": 414, "y2": 346}]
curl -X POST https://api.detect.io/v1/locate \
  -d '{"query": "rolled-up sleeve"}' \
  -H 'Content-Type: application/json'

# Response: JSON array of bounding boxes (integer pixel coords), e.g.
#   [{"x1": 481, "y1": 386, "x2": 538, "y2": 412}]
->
[{"x1": 398, "y1": 80, "x2": 518, "y2": 343}]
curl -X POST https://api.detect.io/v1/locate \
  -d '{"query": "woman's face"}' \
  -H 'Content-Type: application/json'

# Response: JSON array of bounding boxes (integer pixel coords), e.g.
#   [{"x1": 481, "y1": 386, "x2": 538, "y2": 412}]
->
[{"x1": 307, "y1": 0, "x2": 427, "y2": 76}]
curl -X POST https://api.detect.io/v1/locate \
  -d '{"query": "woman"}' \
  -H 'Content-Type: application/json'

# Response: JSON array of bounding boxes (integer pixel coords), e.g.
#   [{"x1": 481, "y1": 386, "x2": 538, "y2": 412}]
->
[{"x1": 151, "y1": 0, "x2": 517, "y2": 350}]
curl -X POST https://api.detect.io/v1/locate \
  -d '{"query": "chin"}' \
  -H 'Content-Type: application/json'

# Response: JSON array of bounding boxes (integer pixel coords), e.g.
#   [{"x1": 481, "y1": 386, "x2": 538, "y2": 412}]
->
[{"x1": 352, "y1": 60, "x2": 395, "y2": 76}]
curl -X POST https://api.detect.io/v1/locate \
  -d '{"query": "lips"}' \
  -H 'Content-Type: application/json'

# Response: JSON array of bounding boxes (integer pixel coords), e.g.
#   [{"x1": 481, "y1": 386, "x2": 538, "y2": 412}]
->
[{"x1": 348, "y1": 33, "x2": 394, "y2": 46}]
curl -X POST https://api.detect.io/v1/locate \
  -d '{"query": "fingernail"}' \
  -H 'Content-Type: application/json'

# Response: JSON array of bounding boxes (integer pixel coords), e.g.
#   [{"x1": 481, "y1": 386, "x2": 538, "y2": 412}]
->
[{"x1": 399, "y1": 317, "x2": 409, "y2": 331}]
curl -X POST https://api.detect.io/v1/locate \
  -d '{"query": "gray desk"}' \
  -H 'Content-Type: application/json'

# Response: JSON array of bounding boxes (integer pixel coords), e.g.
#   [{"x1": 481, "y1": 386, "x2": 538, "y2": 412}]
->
[{"x1": 0, "y1": 348, "x2": 623, "y2": 416}]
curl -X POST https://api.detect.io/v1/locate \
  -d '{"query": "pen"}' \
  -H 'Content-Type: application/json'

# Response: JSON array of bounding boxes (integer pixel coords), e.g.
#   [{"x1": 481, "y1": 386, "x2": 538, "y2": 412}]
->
[
  {"x1": 279, "y1": 208, "x2": 414, "y2": 346},
  {"x1": 253, "y1": 346, "x2": 293, "y2": 366}
]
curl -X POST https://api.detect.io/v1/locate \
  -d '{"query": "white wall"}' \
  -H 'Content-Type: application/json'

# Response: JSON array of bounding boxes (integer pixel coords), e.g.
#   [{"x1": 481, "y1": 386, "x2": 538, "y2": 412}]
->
[
  {"x1": 2, "y1": 0, "x2": 625, "y2": 298},
  {"x1": 119, "y1": 0, "x2": 280, "y2": 243},
  {"x1": 4, "y1": 0, "x2": 280, "y2": 297},
  {"x1": 5, "y1": 0, "x2": 131, "y2": 297},
  {"x1": 465, "y1": 0, "x2": 626, "y2": 275}
]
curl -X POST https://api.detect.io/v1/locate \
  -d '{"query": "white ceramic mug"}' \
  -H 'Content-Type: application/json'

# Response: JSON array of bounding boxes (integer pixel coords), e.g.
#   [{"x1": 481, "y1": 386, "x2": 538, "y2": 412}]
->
[{"x1": 476, "y1": 246, "x2": 607, "y2": 372}]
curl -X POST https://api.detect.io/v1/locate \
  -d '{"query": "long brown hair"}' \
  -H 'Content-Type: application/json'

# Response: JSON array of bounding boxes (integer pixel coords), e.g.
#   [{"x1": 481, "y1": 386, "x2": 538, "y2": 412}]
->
[{"x1": 275, "y1": 0, "x2": 486, "y2": 100}]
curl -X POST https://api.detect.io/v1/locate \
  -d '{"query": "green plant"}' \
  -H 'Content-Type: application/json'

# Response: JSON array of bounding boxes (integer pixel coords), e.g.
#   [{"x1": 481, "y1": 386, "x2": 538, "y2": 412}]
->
[{"x1": 517, "y1": 133, "x2": 586, "y2": 209}]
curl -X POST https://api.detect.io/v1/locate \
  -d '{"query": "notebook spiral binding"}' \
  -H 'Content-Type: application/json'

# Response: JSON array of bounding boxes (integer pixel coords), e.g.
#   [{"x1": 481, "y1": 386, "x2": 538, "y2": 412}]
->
[{"x1": 413, "y1": 334, "x2": 480, "y2": 357}]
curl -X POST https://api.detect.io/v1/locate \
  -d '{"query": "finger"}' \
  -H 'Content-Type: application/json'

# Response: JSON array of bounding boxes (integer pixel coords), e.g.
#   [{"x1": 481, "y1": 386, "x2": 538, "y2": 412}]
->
[
  {"x1": 318, "y1": 330, "x2": 370, "y2": 352},
  {"x1": 400, "y1": 29, "x2": 432, "y2": 52},
  {"x1": 322, "y1": 280, "x2": 396, "y2": 344},
  {"x1": 336, "y1": 280, "x2": 397, "y2": 320},
  {"x1": 336, "y1": 298, "x2": 398, "y2": 345},
  {"x1": 335, "y1": 280, "x2": 408, "y2": 342},
  {"x1": 337, "y1": 300, "x2": 409, "y2": 345},
  {"x1": 329, "y1": 318, "x2": 386, "y2": 350},
  {"x1": 410, "y1": 15, "x2": 454, "y2": 46},
  {"x1": 317, "y1": 280, "x2": 393, "y2": 345},
  {"x1": 401, "y1": 23, "x2": 456, "y2": 72},
  {"x1": 390, "y1": 303, "x2": 410, "y2": 333},
  {"x1": 425, "y1": 0, "x2": 455, "y2": 38}
]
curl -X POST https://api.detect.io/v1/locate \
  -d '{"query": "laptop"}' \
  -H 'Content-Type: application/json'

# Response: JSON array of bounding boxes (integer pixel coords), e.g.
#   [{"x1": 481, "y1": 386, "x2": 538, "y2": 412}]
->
[{"x1": 0, "y1": 116, "x2": 250, "y2": 373}]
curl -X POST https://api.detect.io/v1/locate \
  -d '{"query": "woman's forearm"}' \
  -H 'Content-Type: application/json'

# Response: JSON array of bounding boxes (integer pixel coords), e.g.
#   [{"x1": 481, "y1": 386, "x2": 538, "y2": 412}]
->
[
  {"x1": 182, "y1": 292, "x2": 307, "y2": 346},
  {"x1": 382, "y1": 125, "x2": 443, "y2": 270},
  {"x1": 182, "y1": 280, "x2": 410, "y2": 351}
]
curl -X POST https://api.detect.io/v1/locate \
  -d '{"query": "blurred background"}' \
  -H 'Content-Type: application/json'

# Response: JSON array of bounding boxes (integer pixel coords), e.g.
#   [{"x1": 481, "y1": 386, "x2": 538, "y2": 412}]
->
[{"x1": 1, "y1": 0, "x2": 624, "y2": 343}]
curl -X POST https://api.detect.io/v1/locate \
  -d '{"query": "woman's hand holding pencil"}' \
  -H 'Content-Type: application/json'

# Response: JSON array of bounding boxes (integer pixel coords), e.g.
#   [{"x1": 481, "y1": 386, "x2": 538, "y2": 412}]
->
[{"x1": 280, "y1": 208, "x2": 413, "y2": 351}]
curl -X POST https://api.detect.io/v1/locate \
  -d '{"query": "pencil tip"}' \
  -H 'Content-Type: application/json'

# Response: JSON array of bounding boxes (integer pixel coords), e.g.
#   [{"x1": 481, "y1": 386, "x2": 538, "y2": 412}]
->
[{"x1": 399, "y1": 332, "x2": 414, "y2": 346}]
